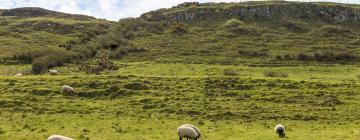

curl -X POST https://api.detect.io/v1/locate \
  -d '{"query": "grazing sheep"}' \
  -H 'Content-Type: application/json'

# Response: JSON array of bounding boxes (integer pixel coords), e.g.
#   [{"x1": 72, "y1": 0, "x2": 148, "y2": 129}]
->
[
  {"x1": 275, "y1": 124, "x2": 286, "y2": 138},
  {"x1": 47, "y1": 135, "x2": 74, "y2": 140},
  {"x1": 61, "y1": 85, "x2": 74, "y2": 94},
  {"x1": 178, "y1": 125, "x2": 199, "y2": 140},
  {"x1": 181, "y1": 124, "x2": 201, "y2": 138},
  {"x1": 14, "y1": 73, "x2": 23, "y2": 76},
  {"x1": 49, "y1": 70, "x2": 58, "y2": 75}
]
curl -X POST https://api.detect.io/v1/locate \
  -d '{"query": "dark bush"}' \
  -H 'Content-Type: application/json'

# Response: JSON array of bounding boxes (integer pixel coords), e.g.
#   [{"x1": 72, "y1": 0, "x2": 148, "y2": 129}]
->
[
  {"x1": 313, "y1": 50, "x2": 357, "y2": 62},
  {"x1": 31, "y1": 57, "x2": 49, "y2": 74},
  {"x1": 278, "y1": 51, "x2": 358, "y2": 62},
  {"x1": 172, "y1": 23, "x2": 188, "y2": 34},
  {"x1": 238, "y1": 49, "x2": 268, "y2": 58},
  {"x1": 123, "y1": 82, "x2": 149, "y2": 90},
  {"x1": 13, "y1": 47, "x2": 75, "y2": 74},
  {"x1": 275, "y1": 55, "x2": 283, "y2": 60},
  {"x1": 296, "y1": 53, "x2": 312, "y2": 61},
  {"x1": 110, "y1": 48, "x2": 128, "y2": 59},
  {"x1": 264, "y1": 71, "x2": 288, "y2": 78},
  {"x1": 79, "y1": 57, "x2": 119, "y2": 74}
]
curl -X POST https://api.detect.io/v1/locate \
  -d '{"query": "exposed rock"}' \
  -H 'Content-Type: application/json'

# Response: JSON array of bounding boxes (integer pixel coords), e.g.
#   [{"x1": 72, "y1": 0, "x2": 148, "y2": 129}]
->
[{"x1": 141, "y1": 1, "x2": 360, "y2": 24}]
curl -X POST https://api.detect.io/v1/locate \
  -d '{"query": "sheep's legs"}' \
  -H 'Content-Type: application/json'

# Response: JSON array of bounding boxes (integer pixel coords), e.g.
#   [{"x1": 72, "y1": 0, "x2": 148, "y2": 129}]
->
[{"x1": 179, "y1": 137, "x2": 182, "y2": 140}]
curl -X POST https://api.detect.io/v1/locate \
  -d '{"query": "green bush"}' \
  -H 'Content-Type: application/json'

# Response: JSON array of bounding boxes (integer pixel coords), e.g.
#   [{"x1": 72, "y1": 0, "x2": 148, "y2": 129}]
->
[
  {"x1": 31, "y1": 57, "x2": 49, "y2": 74},
  {"x1": 19, "y1": 47, "x2": 76, "y2": 74}
]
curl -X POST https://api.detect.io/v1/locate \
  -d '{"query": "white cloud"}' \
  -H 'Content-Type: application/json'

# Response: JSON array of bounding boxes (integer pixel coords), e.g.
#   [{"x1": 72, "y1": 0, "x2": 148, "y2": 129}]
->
[{"x1": 0, "y1": 0, "x2": 358, "y2": 21}]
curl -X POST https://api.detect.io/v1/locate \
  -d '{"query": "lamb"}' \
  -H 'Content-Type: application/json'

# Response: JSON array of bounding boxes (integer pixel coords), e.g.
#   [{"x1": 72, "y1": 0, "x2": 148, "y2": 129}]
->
[
  {"x1": 275, "y1": 124, "x2": 286, "y2": 138},
  {"x1": 61, "y1": 85, "x2": 74, "y2": 94},
  {"x1": 49, "y1": 70, "x2": 58, "y2": 75},
  {"x1": 178, "y1": 125, "x2": 199, "y2": 140},
  {"x1": 181, "y1": 124, "x2": 201, "y2": 138},
  {"x1": 47, "y1": 135, "x2": 74, "y2": 140}
]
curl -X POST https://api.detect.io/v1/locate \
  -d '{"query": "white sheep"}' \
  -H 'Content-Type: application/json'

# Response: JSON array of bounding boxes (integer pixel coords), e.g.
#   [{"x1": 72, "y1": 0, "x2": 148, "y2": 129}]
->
[
  {"x1": 47, "y1": 135, "x2": 74, "y2": 140},
  {"x1": 49, "y1": 70, "x2": 58, "y2": 75},
  {"x1": 61, "y1": 85, "x2": 74, "y2": 94},
  {"x1": 275, "y1": 124, "x2": 286, "y2": 138},
  {"x1": 181, "y1": 124, "x2": 201, "y2": 138},
  {"x1": 14, "y1": 73, "x2": 23, "y2": 76},
  {"x1": 178, "y1": 125, "x2": 199, "y2": 140}
]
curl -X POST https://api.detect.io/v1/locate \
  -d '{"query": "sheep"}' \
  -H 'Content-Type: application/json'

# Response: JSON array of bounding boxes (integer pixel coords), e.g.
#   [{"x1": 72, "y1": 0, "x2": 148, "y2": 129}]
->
[
  {"x1": 181, "y1": 124, "x2": 201, "y2": 138},
  {"x1": 61, "y1": 85, "x2": 74, "y2": 94},
  {"x1": 47, "y1": 135, "x2": 74, "y2": 140},
  {"x1": 49, "y1": 70, "x2": 58, "y2": 75},
  {"x1": 275, "y1": 124, "x2": 286, "y2": 138},
  {"x1": 178, "y1": 125, "x2": 199, "y2": 140},
  {"x1": 14, "y1": 73, "x2": 23, "y2": 76}
]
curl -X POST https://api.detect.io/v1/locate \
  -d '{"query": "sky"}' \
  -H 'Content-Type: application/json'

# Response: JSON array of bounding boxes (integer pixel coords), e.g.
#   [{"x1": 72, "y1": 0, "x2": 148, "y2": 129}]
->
[{"x1": 0, "y1": 0, "x2": 358, "y2": 21}]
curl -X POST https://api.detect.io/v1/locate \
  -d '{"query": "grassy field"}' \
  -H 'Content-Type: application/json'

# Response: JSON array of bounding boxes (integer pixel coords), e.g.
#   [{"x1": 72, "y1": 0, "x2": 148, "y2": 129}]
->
[
  {"x1": 1, "y1": 62, "x2": 360, "y2": 139},
  {"x1": 1, "y1": 1, "x2": 360, "y2": 140}
]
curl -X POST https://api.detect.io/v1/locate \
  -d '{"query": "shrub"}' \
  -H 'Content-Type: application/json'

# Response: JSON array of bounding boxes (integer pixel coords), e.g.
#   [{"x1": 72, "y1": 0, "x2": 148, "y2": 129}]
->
[
  {"x1": 223, "y1": 68, "x2": 238, "y2": 76},
  {"x1": 13, "y1": 47, "x2": 75, "y2": 74},
  {"x1": 275, "y1": 55, "x2": 283, "y2": 60},
  {"x1": 172, "y1": 23, "x2": 188, "y2": 34},
  {"x1": 123, "y1": 82, "x2": 149, "y2": 90},
  {"x1": 264, "y1": 71, "x2": 288, "y2": 78},
  {"x1": 31, "y1": 57, "x2": 49, "y2": 74},
  {"x1": 79, "y1": 57, "x2": 119, "y2": 74},
  {"x1": 313, "y1": 50, "x2": 357, "y2": 62},
  {"x1": 110, "y1": 48, "x2": 128, "y2": 59},
  {"x1": 296, "y1": 53, "x2": 312, "y2": 61},
  {"x1": 238, "y1": 49, "x2": 268, "y2": 58}
]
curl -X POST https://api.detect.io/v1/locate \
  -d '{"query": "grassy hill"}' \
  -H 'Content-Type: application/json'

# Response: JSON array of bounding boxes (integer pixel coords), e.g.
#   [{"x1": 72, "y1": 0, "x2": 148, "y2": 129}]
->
[
  {"x1": 0, "y1": 7, "x2": 112, "y2": 63},
  {"x1": 1, "y1": 1, "x2": 360, "y2": 140},
  {"x1": 128, "y1": 1, "x2": 360, "y2": 64}
]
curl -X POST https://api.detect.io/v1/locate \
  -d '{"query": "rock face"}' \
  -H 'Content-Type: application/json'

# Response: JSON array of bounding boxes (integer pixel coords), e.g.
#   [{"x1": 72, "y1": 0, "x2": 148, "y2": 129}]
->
[
  {"x1": 0, "y1": 7, "x2": 93, "y2": 19},
  {"x1": 141, "y1": 1, "x2": 360, "y2": 24}
]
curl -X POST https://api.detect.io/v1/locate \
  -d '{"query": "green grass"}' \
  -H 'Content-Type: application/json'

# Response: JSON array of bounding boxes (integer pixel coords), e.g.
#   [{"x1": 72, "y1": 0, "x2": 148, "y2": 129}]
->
[
  {"x1": 1, "y1": 62, "x2": 360, "y2": 139},
  {"x1": 1, "y1": 1, "x2": 360, "y2": 139}
]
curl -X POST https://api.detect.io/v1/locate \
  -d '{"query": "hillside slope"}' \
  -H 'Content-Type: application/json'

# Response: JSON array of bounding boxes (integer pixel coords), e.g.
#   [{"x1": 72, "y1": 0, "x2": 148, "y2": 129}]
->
[
  {"x1": 0, "y1": 7, "x2": 111, "y2": 60},
  {"x1": 94, "y1": 1, "x2": 360, "y2": 65}
]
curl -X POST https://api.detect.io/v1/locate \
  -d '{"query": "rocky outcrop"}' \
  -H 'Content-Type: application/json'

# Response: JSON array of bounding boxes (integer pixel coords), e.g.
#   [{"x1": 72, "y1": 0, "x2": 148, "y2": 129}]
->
[
  {"x1": 141, "y1": 1, "x2": 360, "y2": 24},
  {"x1": 0, "y1": 7, "x2": 94, "y2": 20}
]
